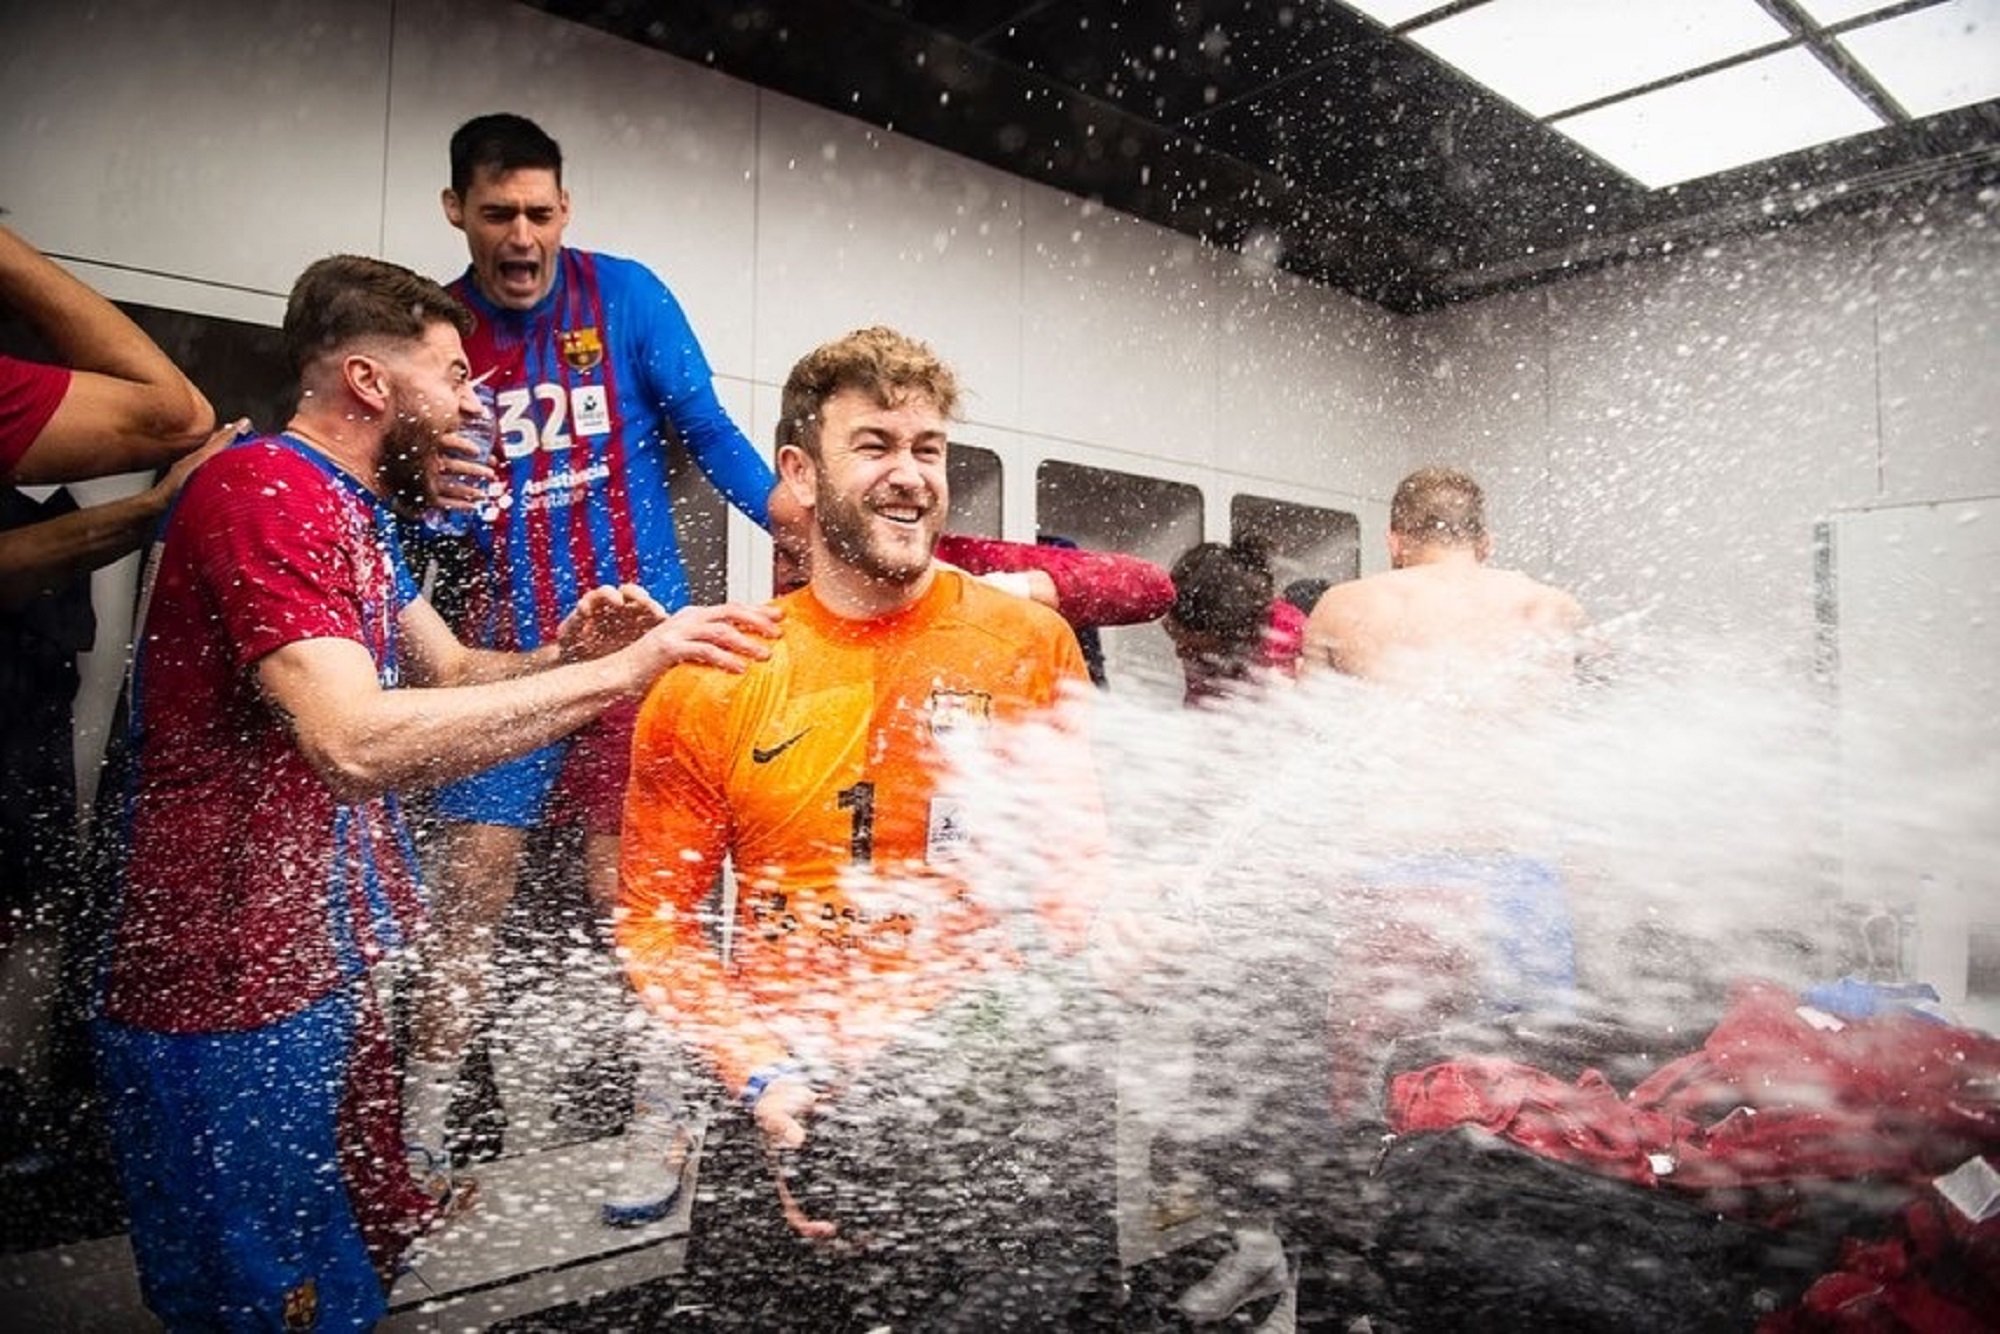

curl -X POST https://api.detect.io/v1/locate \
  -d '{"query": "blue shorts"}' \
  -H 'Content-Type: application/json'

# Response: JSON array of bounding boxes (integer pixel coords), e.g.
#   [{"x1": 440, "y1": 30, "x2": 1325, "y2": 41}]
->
[
  {"x1": 1367, "y1": 853, "x2": 1576, "y2": 1017},
  {"x1": 95, "y1": 990, "x2": 385, "y2": 1332},
  {"x1": 431, "y1": 700, "x2": 637, "y2": 832}
]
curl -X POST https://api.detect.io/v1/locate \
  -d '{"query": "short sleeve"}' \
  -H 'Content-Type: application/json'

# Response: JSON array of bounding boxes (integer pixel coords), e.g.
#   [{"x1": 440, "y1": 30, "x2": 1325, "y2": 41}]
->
[
  {"x1": 171, "y1": 445, "x2": 377, "y2": 671},
  {"x1": 0, "y1": 354, "x2": 74, "y2": 479}
]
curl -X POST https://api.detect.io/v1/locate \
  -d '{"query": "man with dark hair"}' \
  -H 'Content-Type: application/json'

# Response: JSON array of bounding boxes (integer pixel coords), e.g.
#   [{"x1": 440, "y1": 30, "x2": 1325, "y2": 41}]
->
[
  {"x1": 95, "y1": 254, "x2": 777, "y2": 1330},
  {"x1": 445, "y1": 110, "x2": 562, "y2": 214},
  {"x1": 1155, "y1": 537, "x2": 1320, "y2": 1330},
  {"x1": 1164, "y1": 538, "x2": 1306, "y2": 707},
  {"x1": 617, "y1": 326, "x2": 1117, "y2": 1328},
  {"x1": 406, "y1": 115, "x2": 780, "y2": 1219}
]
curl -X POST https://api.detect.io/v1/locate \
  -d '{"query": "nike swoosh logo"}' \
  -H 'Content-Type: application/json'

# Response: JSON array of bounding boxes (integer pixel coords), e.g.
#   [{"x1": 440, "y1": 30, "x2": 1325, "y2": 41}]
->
[{"x1": 752, "y1": 729, "x2": 810, "y2": 764}]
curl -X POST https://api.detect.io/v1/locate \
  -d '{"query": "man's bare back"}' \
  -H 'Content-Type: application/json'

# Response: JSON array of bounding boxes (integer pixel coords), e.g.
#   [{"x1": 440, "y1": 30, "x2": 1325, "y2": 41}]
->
[
  {"x1": 1302, "y1": 466, "x2": 1590, "y2": 705},
  {"x1": 1305, "y1": 554, "x2": 1587, "y2": 689}
]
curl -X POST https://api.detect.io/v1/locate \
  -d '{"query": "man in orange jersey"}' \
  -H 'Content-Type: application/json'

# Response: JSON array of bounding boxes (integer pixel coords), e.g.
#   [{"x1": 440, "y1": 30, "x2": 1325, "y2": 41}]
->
[{"x1": 617, "y1": 326, "x2": 1117, "y2": 1330}]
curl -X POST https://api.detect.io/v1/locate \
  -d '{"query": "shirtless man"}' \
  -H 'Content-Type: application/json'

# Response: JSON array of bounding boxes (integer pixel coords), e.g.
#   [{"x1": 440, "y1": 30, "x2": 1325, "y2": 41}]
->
[
  {"x1": 1307, "y1": 466, "x2": 1587, "y2": 1104},
  {"x1": 1303, "y1": 466, "x2": 1588, "y2": 690}
]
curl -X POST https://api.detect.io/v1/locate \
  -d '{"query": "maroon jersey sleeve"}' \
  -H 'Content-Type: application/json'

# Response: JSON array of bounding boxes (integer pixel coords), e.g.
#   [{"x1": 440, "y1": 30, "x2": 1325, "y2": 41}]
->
[
  {"x1": 935, "y1": 533, "x2": 1174, "y2": 629},
  {"x1": 174, "y1": 444, "x2": 377, "y2": 670},
  {"x1": 0, "y1": 354, "x2": 73, "y2": 479}
]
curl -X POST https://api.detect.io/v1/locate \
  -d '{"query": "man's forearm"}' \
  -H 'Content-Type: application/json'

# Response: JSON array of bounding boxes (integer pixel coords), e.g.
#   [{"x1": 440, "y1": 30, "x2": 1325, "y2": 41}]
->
[
  {"x1": 427, "y1": 640, "x2": 564, "y2": 688},
  {"x1": 287, "y1": 652, "x2": 641, "y2": 803},
  {"x1": 0, "y1": 487, "x2": 163, "y2": 608}
]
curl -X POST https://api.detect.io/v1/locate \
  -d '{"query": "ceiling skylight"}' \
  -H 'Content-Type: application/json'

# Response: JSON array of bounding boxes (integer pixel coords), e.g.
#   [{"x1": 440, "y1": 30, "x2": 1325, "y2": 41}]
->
[
  {"x1": 1839, "y1": 0, "x2": 2000, "y2": 119},
  {"x1": 1404, "y1": 0, "x2": 1788, "y2": 118},
  {"x1": 1336, "y1": 0, "x2": 1458, "y2": 26},
  {"x1": 1552, "y1": 47, "x2": 1886, "y2": 188}
]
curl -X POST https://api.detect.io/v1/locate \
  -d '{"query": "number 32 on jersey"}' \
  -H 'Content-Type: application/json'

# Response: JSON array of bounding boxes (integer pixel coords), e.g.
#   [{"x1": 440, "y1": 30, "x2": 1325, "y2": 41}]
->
[{"x1": 495, "y1": 382, "x2": 612, "y2": 458}]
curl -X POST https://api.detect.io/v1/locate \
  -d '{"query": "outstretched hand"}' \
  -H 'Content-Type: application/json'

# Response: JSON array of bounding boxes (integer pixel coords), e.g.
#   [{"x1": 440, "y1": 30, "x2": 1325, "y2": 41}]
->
[
  {"x1": 146, "y1": 418, "x2": 249, "y2": 507},
  {"x1": 622, "y1": 600, "x2": 785, "y2": 683},
  {"x1": 557, "y1": 584, "x2": 670, "y2": 663}
]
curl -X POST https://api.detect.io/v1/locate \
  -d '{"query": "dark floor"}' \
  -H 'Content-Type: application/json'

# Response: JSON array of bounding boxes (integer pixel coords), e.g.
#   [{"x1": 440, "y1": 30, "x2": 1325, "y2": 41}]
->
[{"x1": 497, "y1": 1227, "x2": 1354, "y2": 1333}]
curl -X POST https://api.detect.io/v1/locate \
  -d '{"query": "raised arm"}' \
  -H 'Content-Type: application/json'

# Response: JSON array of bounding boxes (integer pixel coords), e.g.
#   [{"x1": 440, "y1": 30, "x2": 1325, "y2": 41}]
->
[
  {"x1": 0, "y1": 226, "x2": 214, "y2": 482},
  {"x1": 633, "y1": 264, "x2": 774, "y2": 527},
  {"x1": 260, "y1": 598, "x2": 778, "y2": 804},
  {"x1": 934, "y1": 533, "x2": 1175, "y2": 629}
]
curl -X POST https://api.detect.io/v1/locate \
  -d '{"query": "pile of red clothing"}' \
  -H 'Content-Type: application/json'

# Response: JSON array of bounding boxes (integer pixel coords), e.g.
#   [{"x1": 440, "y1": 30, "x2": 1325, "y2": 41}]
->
[{"x1": 1386, "y1": 980, "x2": 2000, "y2": 1328}]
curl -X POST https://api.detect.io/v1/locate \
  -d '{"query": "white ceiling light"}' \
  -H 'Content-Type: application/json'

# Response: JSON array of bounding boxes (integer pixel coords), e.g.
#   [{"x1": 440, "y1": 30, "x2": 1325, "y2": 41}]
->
[
  {"x1": 1405, "y1": 0, "x2": 1788, "y2": 118},
  {"x1": 1839, "y1": 0, "x2": 2000, "y2": 119},
  {"x1": 1334, "y1": 0, "x2": 1459, "y2": 26},
  {"x1": 1552, "y1": 47, "x2": 1885, "y2": 188},
  {"x1": 1793, "y1": 0, "x2": 1910, "y2": 25}
]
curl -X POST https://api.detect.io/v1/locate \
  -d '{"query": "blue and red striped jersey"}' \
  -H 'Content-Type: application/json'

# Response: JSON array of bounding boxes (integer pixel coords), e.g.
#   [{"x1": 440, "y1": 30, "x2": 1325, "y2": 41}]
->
[
  {"x1": 447, "y1": 250, "x2": 773, "y2": 650},
  {"x1": 106, "y1": 436, "x2": 424, "y2": 1032}
]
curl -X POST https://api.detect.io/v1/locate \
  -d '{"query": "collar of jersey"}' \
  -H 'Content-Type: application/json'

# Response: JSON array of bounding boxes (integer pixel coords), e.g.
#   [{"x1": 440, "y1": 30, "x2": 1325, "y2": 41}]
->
[
  {"x1": 787, "y1": 567, "x2": 960, "y2": 643},
  {"x1": 274, "y1": 432, "x2": 390, "y2": 516}
]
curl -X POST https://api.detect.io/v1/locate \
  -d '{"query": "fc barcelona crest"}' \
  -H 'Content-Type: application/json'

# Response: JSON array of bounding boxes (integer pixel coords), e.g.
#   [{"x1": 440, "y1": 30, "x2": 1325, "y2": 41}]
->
[
  {"x1": 927, "y1": 689, "x2": 993, "y2": 740},
  {"x1": 558, "y1": 326, "x2": 604, "y2": 373}
]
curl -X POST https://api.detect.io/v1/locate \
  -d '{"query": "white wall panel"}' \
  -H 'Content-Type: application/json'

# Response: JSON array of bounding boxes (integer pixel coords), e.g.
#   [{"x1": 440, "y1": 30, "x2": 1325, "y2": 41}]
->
[
  {"x1": 381, "y1": 0, "x2": 760, "y2": 375},
  {"x1": 1874, "y1": 191, "x2": 2000, "y2": 506},
  {"x1": 1540, "y1": 216, "x2": 1879, "y2": 663},
  {"x1": 1420, "y1": 195, "x2": 1995, "y2": 671},
  {"x1": 0, "y1": 0, "x2": 391, "y2": 293},
  {"x1": 1216, "y1": 264, "x2": 1412, "y2": 500},
  {"x1": 1833, "y1": 499, "x2": 2000, "y2": 1016},
  {"x1": 1019, "y1": 189, "x2": 1220, "y2": 464},
  {"x1": 752, "y1": 93, "x2": 1025, "y2": 419},
  {"x1": 1405, "y1": 286, "x2": 1557, "y2": 574}
]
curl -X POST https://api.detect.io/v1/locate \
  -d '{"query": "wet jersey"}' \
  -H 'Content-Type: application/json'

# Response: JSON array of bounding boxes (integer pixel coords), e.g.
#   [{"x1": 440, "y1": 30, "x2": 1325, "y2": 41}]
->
[
  {"x1": 618, "y1": 570, "x2": 1093, "y2": 1095},
  {"x1": 447, "y1": 250, "x2": 773, "y2": 649},
  {"x1": 105, "y1": 436, "x2": 424, "y2": 1032}
]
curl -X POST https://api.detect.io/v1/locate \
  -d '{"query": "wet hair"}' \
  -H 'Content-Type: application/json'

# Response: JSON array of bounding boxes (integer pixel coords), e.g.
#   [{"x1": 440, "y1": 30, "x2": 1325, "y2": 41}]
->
[
  {"x1": 449, "y1": 113, "x2": 563, "y2": 198},
  {"x1": 777, "y1": 326, "x2": 960, "y2": 459},
  {"x1": 1391, "y1": 467, "x2": 1486, "y2": 546},
  {"x1": 1168, "y1": 538, "x2": 1275, "y2": 647},
  {"x1": 1281, "y1": 577, "x2": 1331, "y2": 617},
  {"x1": 282, "y1": 255, "x2": 472, "y2": 376}
]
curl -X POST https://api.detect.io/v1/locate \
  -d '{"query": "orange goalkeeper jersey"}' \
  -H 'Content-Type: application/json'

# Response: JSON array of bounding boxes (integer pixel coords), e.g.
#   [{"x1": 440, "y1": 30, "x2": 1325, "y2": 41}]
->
[{"x1": 617, "y1": 569, "x2": 1094, "y2": 1097}]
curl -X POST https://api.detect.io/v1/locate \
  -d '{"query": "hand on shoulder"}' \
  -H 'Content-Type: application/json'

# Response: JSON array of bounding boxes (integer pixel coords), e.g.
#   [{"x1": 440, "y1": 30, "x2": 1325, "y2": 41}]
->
[{"x1": 617, "y1": 598, "x2": 785, "y2": 692}]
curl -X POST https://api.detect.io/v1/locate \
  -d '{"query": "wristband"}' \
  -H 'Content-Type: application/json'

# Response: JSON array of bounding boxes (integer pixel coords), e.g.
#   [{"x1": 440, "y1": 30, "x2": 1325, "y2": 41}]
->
[{"x1": 741, "y1": 1060, "x2": 804, "y2": 1109}]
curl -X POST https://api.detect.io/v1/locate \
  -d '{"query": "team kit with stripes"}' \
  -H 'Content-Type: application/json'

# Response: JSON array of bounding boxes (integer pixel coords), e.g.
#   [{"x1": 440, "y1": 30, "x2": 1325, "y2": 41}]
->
[{"x1": 96, "y1": 247, "x2": 779, "y2": 1324}]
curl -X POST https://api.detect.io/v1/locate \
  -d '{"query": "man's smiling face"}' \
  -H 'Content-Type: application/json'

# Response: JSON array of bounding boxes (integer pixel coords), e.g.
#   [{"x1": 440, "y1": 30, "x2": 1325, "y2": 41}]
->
[{"x1": 805, "y1": 389, "x2": 949, "y2": 589}]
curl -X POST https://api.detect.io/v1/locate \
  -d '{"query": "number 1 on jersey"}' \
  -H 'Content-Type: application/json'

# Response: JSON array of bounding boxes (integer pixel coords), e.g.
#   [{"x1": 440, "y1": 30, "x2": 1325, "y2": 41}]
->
[{"x1": 838, "y1": 781, "x2": 875, "y2": 865}]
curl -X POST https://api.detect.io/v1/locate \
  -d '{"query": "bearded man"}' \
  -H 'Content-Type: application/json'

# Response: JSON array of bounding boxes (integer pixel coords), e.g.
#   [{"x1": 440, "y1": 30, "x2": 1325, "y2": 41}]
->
[
  {"x1": 617, "y1": 326, "x2": 1119, "y2": 1329},
  {"x1": 95, "y1": 254, "x2": 778, "y2": 1331}
]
